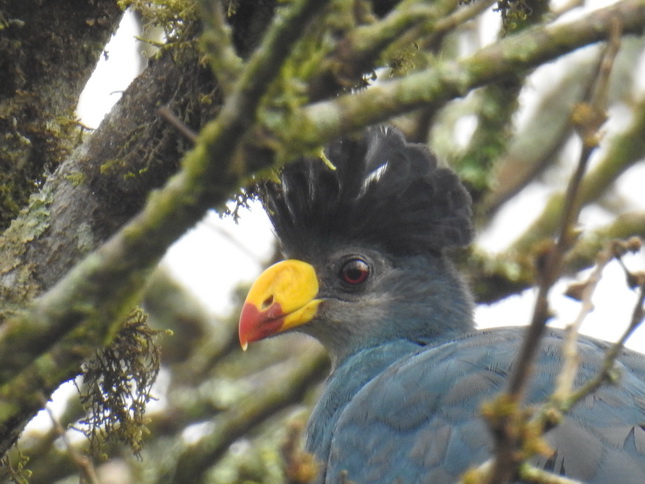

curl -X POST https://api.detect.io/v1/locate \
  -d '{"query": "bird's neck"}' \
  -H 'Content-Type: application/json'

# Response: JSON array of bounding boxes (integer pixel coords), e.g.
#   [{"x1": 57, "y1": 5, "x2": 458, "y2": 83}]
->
[{"x1": 305, "y1": 339, "x2": 424, "y2": 465}]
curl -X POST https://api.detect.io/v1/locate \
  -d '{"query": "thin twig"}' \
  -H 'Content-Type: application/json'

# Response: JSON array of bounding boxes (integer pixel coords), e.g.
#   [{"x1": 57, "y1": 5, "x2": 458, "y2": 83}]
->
[
  {"x1": 561, "y1": 261, "x2": 645, "y2": 410},
  {"x1": 469, "y1": 240, "x2": 643, "y2": 484},
  {"x1": 532, "y1": 239, "x2": 643, "y2": 429},
  {"x1": 553, "y1": 243, "x2": 615, "y2": 402},
  {"x1": 40, "y1": 396, "x2": 100, "y2": 484},
  {"x1": 509, "y1": 11, "x2": 622, "y2": 404},
  {"x1": 158, "y1": 106, "x2": 198, "y2": 143},
  {"x1": 482, "y1": 19, "x2": 623, "y2": 484}
]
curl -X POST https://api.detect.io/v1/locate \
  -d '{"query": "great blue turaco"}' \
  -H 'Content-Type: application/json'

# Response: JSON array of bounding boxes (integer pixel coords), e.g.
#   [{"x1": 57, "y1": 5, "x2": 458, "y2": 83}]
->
[{"x1": 239, "y1": 125, "x2": 645, "y2": 483}]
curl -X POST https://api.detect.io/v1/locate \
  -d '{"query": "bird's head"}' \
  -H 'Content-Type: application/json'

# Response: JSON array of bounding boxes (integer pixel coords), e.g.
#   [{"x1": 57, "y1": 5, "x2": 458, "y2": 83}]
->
[{"x1": 239, "y1": 126, "x2": 475, "y2": 364}]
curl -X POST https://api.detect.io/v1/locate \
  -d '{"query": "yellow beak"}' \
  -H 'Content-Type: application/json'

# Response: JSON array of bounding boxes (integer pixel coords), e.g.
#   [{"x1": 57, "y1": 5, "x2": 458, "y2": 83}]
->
[{"x1": 239, "y1": 260, "x2": 322, "y2": 350}]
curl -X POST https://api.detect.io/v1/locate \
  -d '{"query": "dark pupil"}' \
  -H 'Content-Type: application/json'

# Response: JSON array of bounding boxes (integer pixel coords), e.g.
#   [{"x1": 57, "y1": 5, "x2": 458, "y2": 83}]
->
[{"x1": 342, "y1": 260, "x2": 368, "y2": 284}]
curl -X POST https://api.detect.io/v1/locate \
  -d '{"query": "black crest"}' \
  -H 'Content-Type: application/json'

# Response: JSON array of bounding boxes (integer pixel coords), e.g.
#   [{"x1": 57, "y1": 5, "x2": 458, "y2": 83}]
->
[{"x1": 261, "y1": 126, "x2": 473, "y2": 256}]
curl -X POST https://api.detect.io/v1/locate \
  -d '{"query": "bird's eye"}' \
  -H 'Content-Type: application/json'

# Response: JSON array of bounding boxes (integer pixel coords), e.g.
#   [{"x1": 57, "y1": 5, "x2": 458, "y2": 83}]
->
[{"x1": 339, "y1": 259, "x2": 370, "y2": 285}]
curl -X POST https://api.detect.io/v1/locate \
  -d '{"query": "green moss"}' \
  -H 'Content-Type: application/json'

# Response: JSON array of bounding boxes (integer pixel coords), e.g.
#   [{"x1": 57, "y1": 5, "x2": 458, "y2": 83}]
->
[
  {"x1": 0, "y1": 0, "x2": 120, "y2": 232},
  {"x1": 64, "y1": 171, "x2": 87, "y2": 187},
  {"x1": 99, "y1": 159, "x2": 124, "y2": 175},
  {"x1": 76, "y1": 309, "x2": 169, "y2": 458},
  {"x1": 496, "y1": 0, "x2": 546, "y2": 33},
  {"x1": 119, "y1": 0, "x2": 199, "y2": 42},
  {"x1": 0, "y1": 183, "x2": 54, "y2": 306},
  {"x1": 0, "y1": 52, "x2": 84, "y2": 228},
  {"x1": 0, "y1": 448, "x2": 31, "y2": 484},
  {"x1": 3, "y1": 193, "x2": 52, "y2": 254}
]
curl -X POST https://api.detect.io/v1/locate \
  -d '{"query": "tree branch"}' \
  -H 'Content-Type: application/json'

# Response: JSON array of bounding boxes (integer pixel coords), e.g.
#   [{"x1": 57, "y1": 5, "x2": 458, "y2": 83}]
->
[
  {"x1": 511, "y1": 89, "x2": 645, "y2": 253},
  {"x1": 277, "y1": 0, "x2": 645, "y2": 151},
  {"x1": 165, "y1": 349, "x2": 329, "y2": 483},
  {"x1": 479, "y1": 22, "x2": 623, "y2": 482},
  {"x1": 0, "y1": 0, "x2": 122, "y2": 231},
  {"x1": 198, "y1": 0, "x2": 245, "y2": 97},
  {"x1": 0, "y1": 0, "x2": 332, "y2": 455}
]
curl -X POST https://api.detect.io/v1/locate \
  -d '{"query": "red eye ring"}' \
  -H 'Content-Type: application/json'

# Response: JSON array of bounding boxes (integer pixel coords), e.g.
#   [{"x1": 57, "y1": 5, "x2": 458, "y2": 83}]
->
[{"x1": 340, "y1": 259, "x2": 370, "y2": 285}]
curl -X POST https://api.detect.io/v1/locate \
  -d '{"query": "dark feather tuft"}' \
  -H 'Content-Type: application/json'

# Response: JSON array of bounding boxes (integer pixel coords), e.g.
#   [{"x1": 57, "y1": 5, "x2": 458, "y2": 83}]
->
[{"x1": 261, "y1": 126, "x2": 473, "y2": 256}]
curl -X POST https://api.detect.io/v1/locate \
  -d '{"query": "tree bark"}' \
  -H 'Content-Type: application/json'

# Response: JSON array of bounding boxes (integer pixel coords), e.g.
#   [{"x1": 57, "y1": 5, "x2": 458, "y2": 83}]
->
[{"x1": 0, "y1": 0, "x2": 123, "y2": 230}]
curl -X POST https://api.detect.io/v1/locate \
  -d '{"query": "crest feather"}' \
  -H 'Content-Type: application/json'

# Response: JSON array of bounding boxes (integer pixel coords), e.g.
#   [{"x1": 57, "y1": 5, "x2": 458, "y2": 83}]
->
[{"x1": 261, "y1": 126, "x2": 473, "y2": 256}]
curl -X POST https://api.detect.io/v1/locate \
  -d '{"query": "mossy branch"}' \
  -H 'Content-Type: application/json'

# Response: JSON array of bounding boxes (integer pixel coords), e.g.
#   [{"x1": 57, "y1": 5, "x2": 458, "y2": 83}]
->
[
  {"x1": 305, "y1": 0, "x2": 465, "y2": 100},
  {"x1": 511, "y1": 90, "x2": 645, "y2": 253},
  {"x1": 198, "y1": 0, "x2": 244, "y2": 97},
  {"x1": 279, "y1": 0, "x2": 645, "y2": 149},
  {"x1": 454, "y1": 0, "x2": 547, "y2": 199},
  {"x1": 0, "y1": 0, "x2": 332, "y2": 379},
  {"x1": 469, "y1": 211, "x2": 645, "y2": 304},
  {"x1": 0, "y1": 0, "x2": 332, "y2": 455},
  {"x1": 5, "y1": 0, "x2": 641, "y2": 384},
  {"x1": 165, "y1": 349, "x2": 329, "y2": 483},
  {"x1": 477, "y1": 24, "x2": 624, "y2": 483}
]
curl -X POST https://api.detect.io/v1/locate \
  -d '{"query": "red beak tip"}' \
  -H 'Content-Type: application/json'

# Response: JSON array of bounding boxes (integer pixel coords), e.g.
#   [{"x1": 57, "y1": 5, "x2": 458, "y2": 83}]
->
[{"x1": 239, "y1": 301, "x2": 286, "y2": 348}]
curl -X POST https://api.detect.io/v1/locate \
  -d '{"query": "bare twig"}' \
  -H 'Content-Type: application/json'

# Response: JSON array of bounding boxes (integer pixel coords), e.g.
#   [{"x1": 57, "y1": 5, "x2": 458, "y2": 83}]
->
[
  {"x1": 555, "y1": 243, "x2": 645, "y2": 412},
  {"x1": 508, "y1": 16, "x2": 622, "y2": 396},
  {"x1": 566, "y1": 212, "x2": 645, "y2": 272},
  {"x1": 481, "y1": 19, "x2": 623, "y2": 484},
  {"x1": 158, "y1": 106, "x2": 198, "y2": 143},
  {"x1": 41, "y1": 396, "x2": 100, "y2": 484},
  {"x1": 550, "y1": 237, "x2": 642, "y2": 409},
  {"x1": 553, "y1": 243, "x2": 616, "y2": 401},
  {"x1": 469, "y1": 239, "x2": 643, "y2": 484}
]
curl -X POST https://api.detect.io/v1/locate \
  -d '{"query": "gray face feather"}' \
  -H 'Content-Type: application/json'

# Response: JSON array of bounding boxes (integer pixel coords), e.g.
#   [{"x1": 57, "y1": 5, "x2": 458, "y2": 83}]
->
[{"x1": 304, "y1": 247, "x2": 474, "y2": 364}]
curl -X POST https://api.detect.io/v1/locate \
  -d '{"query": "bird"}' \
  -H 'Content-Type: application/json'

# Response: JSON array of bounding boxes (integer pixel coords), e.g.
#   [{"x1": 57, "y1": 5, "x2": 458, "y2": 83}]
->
[{"x1": 238, "y1": 125, "x2": 645, "y2": 483}]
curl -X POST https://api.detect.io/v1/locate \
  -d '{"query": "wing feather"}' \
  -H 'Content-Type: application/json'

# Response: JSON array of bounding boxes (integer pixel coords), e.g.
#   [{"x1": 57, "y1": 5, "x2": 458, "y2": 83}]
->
[{"x1": 321, "y1": 329, "x2": 645, "y2": 483}]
